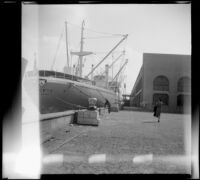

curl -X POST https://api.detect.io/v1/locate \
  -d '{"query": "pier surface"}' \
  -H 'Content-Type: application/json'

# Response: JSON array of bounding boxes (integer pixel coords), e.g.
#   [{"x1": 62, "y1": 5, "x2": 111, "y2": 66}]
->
[{"x1": 41, "y1": 110, "x2": 191, "y2": 174}]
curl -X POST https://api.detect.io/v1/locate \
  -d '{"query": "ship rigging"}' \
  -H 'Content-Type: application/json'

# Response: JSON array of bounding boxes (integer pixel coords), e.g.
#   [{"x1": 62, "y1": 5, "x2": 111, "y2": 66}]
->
[
  {"x1": 51, "y1": 20, "x2": 128, "y2": 83},
  {"x1": 24, "y1": 20, "x2": 129, "y2": 114}
]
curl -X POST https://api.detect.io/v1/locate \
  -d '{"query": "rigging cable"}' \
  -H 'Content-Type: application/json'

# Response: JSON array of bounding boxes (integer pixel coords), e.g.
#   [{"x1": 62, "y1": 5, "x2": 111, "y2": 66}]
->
[
  {"x1": 72, "y1": 84, "x2": 92, "y2": 98},
  {"x1": 84, "y1": 36, "x2": 122, "y2": 39},
  {"x1": 55, "y1": 96, "x2": 87, "y2": 110},
  {"x1": 84, "y1": 27, "x2": 124, "y2": 37},
  {"x1": 67, "y1": 20, "x2": 124, "y2": 37},
  {"x1": 51, "y1": 26, "x2": 65, "y2": 70},
  {"x1": 93, "y1": 51, "x2": 123, "y2": 54}
]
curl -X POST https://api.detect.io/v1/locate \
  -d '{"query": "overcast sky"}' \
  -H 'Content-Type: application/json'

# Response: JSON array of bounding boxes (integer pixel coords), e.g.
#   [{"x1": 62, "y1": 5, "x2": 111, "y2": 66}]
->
[{"x1": 22, "y1": 3, "x2": 191, "y2": 94}]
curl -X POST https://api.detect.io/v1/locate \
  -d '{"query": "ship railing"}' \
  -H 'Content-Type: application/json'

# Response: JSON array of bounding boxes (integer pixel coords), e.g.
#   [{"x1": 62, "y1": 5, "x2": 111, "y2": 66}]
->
[
  {"x1": 39, "y1": 70, "x2": 94, "y2": 85},
  {"x1": 25, "y1": 70, "x2": 38, "y2": 78}
]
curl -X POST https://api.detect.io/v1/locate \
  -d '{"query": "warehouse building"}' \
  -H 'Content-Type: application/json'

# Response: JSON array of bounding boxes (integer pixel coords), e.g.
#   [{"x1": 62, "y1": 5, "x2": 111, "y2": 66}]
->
[{"x1": 130, "y1": 53, "x2": 191, "y2": 113}]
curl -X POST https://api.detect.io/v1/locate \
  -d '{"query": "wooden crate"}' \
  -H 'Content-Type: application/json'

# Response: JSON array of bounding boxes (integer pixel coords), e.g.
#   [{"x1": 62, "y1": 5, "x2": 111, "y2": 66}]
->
[{"x1": 77, "y1": 110, "x2": 100, "y2": 126}]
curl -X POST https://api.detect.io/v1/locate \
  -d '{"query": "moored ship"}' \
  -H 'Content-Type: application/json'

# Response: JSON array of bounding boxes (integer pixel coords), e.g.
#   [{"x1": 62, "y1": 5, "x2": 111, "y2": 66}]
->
[
  {"x1": 24, "y1": 70, "x2": 118, "y2": 114},
  {"x1": 23, "y1": 21, "x2": 128, "y2": 114}
]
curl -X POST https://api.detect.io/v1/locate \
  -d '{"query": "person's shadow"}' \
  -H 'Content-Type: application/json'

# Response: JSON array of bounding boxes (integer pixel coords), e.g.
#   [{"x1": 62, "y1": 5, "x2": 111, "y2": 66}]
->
[{"x1": 142, "y1": 121, "x2": 158, "y2": 123}]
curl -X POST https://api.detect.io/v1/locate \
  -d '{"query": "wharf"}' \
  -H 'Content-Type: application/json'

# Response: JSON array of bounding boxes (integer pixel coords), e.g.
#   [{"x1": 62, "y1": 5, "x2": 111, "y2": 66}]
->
[{"x1": 40, "y1": 110, "x2": 191, "y2": 174}]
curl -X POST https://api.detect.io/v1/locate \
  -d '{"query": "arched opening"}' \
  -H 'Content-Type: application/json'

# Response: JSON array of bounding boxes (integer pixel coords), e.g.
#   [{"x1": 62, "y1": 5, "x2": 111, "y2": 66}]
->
[
  {"x1": 177, "y1": 77, "x2": 191, "y2": 92},
  {"x1": 177, "y1": 94, "x2": 190, "y2": 107},
  {"x1": 177, "y1": 94, "x2": 191, "y2": 113},
  {"x1": 153, "y1": 75, "x2": 169, "y2": 91}
]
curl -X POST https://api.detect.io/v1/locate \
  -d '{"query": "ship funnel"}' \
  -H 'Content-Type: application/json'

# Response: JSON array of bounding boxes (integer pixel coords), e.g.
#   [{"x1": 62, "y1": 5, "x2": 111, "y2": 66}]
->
[
  {"x1": 105, "y1": 64, "x2": 109, "y2": 88},
  {"x1": 91, "y1": 64, "x2": 94, "y2": 80}
]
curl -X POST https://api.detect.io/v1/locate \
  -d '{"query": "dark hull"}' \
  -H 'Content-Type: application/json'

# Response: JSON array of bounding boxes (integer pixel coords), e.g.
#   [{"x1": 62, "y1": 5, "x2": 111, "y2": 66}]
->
[{"x1": 24, "y1": 75, "x2": 118, "y2": 114}]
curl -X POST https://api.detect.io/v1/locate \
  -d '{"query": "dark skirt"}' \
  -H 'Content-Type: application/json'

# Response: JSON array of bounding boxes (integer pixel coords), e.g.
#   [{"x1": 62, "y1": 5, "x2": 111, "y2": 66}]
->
[
  {"x1": 153, "y1": 106, "x2": 161, "y2": 117},
  {"x1": 155, "y1": 106, "x2": 161, "y2": 117},
  {"x1": 153, "y1": 106, "x2": 157, "y2": 116}
]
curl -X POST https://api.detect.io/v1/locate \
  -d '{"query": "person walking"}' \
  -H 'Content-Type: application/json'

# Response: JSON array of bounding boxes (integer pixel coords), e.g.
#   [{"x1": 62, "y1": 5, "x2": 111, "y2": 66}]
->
[
  {"x1": 153, "y1": 98, "x2": 162, "y2": 122},
  {"x1": 104, "y1": 99, "x2": 111, "y2": 114}
]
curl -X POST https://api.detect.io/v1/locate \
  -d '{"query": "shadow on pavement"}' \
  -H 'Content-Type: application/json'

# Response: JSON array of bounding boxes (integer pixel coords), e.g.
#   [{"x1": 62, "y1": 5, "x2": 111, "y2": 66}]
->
[{"x1": 142, "y1": 121, "x2": 158, "y2": 123}]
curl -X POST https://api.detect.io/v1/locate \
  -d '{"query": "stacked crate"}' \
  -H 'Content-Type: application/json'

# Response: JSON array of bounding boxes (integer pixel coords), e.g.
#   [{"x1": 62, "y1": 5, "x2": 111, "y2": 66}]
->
[
  {"x1": 77, "y1": 110, "x2": 100, "y2": 126},
  {"x1": 99, "y1": 107, "x2": 106, "y2": 116}
]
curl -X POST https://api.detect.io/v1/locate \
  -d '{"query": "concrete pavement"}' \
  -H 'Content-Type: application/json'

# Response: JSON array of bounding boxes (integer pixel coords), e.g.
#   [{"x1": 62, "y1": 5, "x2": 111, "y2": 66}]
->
[{"x1": 41, "y1": 110, "x2": 191, "y2": 174}]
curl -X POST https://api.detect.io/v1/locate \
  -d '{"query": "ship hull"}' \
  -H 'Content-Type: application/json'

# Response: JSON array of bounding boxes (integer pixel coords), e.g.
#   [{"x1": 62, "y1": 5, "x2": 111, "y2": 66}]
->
[{"x1": 24, "y1": 76, "x2": 118, "y2": 114}]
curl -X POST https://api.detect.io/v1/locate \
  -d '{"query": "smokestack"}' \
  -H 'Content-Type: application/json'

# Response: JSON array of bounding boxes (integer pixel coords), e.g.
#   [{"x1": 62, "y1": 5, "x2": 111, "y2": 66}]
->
[
  {"x1": 105, "y1": 64, "x2": 109, "y2": 88},
  {"x1": 91, "y1": 64, "x2": 94, "y2": 80}
]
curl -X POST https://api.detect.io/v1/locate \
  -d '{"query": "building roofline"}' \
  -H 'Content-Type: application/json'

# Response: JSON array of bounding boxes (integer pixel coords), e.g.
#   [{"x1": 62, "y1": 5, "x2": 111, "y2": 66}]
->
[
  {"x1": 130, "y1": 64, "x2": 143, "y2": 95},
  {"x1": 143, "y1": 52, "x2": 191, "y2": 56}
]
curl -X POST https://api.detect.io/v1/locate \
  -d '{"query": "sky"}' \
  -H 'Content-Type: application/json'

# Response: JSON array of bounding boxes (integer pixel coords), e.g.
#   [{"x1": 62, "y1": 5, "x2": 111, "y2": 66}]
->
[{"x1": 22, "y1": 3, "x2": 191, "y2": 94}]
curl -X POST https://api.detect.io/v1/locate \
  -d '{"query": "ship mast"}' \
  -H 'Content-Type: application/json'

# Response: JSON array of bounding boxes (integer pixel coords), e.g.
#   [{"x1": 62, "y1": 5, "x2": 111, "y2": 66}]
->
[
  {"x1": 65, "y1": 21, "x2": 70, "y2": 71},
  {"x1": 79, "y1": 20, "x2": 85, "y2": 77},
  {"x1": 70, "y1": 20, "x2": 93, "y2": 77}
]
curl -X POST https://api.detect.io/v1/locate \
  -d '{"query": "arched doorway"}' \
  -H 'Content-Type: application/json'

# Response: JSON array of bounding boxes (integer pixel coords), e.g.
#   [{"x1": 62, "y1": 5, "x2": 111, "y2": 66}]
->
[{"x1": 177, "y1": 77, "x2": 191, "y2": 113}]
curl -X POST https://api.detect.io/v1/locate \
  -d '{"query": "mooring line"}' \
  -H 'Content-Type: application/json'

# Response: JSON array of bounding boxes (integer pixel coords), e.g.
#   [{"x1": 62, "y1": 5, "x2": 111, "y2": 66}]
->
[
  {"x1": 55, "y1": 96, "x2": 87, "y2": 109},
  {"x1": 48, "y1": 129, "x2": 88, "y2": 154}
]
